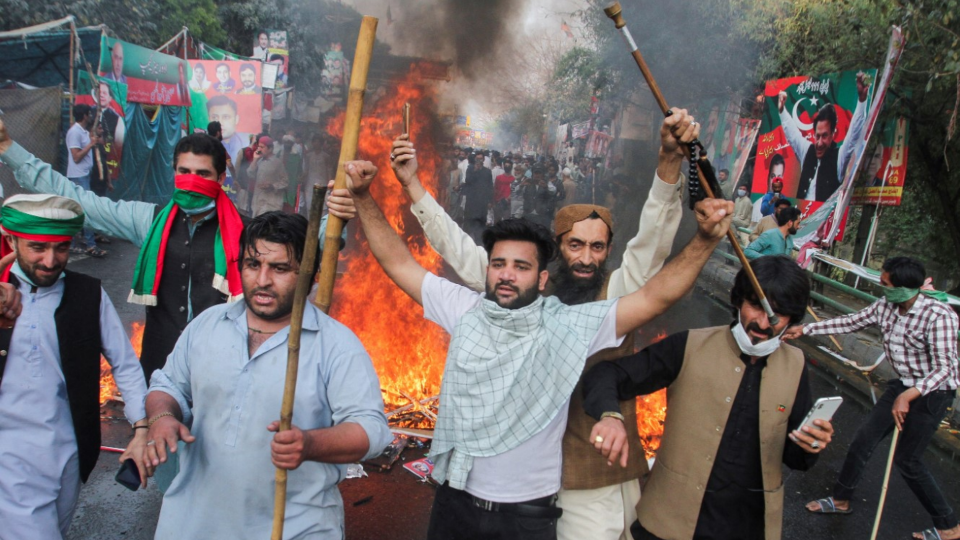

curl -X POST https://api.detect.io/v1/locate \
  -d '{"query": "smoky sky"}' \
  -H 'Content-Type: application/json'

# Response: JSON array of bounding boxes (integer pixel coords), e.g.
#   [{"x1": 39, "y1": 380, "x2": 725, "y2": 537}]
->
[{"x1": 391, "y1": 0, "x2": 526, "y2": 80}]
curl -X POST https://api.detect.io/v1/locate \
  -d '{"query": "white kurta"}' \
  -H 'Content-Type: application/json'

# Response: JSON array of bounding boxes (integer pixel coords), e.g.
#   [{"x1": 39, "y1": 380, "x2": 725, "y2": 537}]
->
[{"x1": 0, "y1": 270, "x2": 147, "y2": 539}]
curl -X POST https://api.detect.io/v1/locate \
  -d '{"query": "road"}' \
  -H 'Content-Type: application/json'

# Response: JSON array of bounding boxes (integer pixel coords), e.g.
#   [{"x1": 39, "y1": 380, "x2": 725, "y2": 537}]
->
[{"x1": 65, "y1": 238, "x2": 959, "y2": 539}]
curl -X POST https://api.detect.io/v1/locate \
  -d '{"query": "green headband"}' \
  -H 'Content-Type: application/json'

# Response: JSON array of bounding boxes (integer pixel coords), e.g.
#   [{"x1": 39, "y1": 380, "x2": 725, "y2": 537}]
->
[{"x1": 1, "y1": 206, "x2": 85, "y2": 238}]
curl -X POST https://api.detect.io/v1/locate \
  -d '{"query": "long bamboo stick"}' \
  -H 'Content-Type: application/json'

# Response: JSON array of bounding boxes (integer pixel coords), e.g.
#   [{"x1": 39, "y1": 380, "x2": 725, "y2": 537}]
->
[
  {"x1": 603, "y1": 2, "x2": 780, "y2": 325},
  {"x1": 804, "y1": 306, "x2": 843, "y2": 351},
  {"x1": 271, "y1": 184, "x2": 326, "y2": 540},
  {"x1": 314, "y1": 17, "x2": 379, "y2": 313},
  {"x1": 869, "y1": 427, "x2": 900, "y2": 540}
]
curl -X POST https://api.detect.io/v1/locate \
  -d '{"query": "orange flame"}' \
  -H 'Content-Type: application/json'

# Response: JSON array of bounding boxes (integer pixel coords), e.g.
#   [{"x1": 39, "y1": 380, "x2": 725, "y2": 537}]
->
[
  {"x1": 99, "y1": 322, "x2": 145, "y2": 405},
  {"x1": 635, "y1": 330, "x2": 669, "y2": 458},
  {"x1": 327, "y1": 64, "x2": 449, "y2": 412}
]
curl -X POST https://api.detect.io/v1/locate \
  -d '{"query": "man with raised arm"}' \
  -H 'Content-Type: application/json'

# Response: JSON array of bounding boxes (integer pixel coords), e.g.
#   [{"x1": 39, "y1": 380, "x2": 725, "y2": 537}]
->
[
  {"x1": 389, "y1": 110, "x2": 696, "y2": 540},
  {"x1": 0, "y1": 119, "x2": 353, "y2": 381},
  {"x1": 343, "y1": 157, "x2": 733, "y2": 540}
]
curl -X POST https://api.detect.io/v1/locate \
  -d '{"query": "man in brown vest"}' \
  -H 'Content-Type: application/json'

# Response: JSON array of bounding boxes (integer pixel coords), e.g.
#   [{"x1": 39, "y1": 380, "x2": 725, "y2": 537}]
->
[
  {"x1": 583, "y1": 255, "x2": 835, "y2": 540},
  {"x1": 387, "y1": 110, "x2": 697, "y2": 539}
]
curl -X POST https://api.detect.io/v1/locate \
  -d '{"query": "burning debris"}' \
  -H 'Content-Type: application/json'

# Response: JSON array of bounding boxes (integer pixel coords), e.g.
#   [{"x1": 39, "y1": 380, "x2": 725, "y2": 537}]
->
[{"x1": 99, "y1": 321, "x2": 145, "y2": 405}]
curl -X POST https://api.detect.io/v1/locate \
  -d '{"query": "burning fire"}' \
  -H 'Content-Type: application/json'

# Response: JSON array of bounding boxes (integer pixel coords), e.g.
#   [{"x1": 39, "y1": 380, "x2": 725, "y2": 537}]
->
[
  {"x1": 99, "y1": 322, "x2": 145, "y2": 405},
  {"x1": 635, "y1": 330, "x2": 669, "y2": 458},
  {"x1": 327, "y1": 64, "x2": 449, "y2": 413}
]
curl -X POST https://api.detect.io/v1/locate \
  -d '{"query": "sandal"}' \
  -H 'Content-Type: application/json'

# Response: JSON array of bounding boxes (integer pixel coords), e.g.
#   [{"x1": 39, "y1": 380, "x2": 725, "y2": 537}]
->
[
  {"x1": 70, "y1": 246, "x2": 86, "y2": 255},
  {"x1": 913, "y1": 529, "x2": 942, "y2": 540},
  {"x1": 85, "y1": 247, "x2": 108, "y2": 258},
  {"x1": 94, "y1": 234, "x2": 112, "y2": 244},
  {"x1": 806, "y1": 497, "x2": 852, "y2": 514}
]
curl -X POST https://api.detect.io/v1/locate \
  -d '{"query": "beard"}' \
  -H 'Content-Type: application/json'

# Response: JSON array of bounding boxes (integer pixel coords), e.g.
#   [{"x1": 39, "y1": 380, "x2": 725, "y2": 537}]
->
[
  {"x1": 552, "y1": 258, "x2": 608, "y2": 305},
  {"x1": 242, "y1": 285, "x2": 296, "y2": 321},
  {"x1": 484, "y1": 280, "x2": 540, "y2": 309}
]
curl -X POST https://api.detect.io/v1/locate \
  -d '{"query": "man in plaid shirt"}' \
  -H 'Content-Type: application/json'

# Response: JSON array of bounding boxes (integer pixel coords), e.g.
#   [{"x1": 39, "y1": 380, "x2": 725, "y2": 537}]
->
[{"x1": 784, "y1": 257, "x2": 959, "y2": 540}]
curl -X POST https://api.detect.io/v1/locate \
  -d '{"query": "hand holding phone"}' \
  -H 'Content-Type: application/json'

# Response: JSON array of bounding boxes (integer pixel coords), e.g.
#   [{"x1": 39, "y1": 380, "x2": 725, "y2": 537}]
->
[{"x1": 115, "y1": 458, "x2": 141, "y2": 491}]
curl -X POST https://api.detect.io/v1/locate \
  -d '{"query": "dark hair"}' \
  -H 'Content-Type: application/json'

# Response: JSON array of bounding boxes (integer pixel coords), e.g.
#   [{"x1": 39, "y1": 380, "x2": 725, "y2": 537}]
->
[
  {"x1": 813, "y1": 103, "x2": 838, "y2": 132},
  {"x1": 216, "y1": 62, "x2": 230, "y2": 73},
  {"x1": 719, "y1": 168, "x2": 730, "y2": 175},
  {"x1": 775, "y1": 198, "x2": 792, "y2": 209},
  {"x1": 481, "y1": 218, "x2": 557, "y2": 272},
  {"x1": 769, "y1": 154, "x2": 785, "y2": 170},
  {"x1": 193, "y1": 63, "x2": 206, "y2": 75},
  {"x1": 206, "y1": 94, "x2": 238, "y2": 114},
  {"x1": 731, "y1": 256, "x2": 810, "y2": 325},
  {"x1": 239, "y1": 211, "x2": 320, "y2": 276},
  {"x1": 173, "y1": 133, "x2": 227, "y2": 176},
  {"x1": 269, "y1": 53, "x2": 285, "y2": 63},
  {"x1": 882, "y1": 256, "x2": 925, "y2": 288},
  {"x1": 207, "y1": 121, "x2": 222, "y2": 137},
  {"x1": 73, "y1": 104, "x2": 93, "y2": 122},
  {"x1": 239, "y1": 63, "x2": 256, "y2": 75},
  {"x1": 776, "y1": 206, "x2": 801, "y2": 226}
]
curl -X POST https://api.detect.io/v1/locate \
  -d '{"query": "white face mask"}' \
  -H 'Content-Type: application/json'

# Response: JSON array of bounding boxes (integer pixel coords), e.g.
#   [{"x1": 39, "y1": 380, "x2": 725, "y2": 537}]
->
[
  {"x1": 731, "y1": 310, "x2": 787, "y2": 357},
  {"x1": 737, "y1": 189, "x2": 747, "y2": 197}
]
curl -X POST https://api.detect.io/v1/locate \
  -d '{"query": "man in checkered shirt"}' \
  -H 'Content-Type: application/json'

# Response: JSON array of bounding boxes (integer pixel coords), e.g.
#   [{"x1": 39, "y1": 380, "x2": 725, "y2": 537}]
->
[{"x1": 785, "y1": 257, "x2": 959, "y2": 540}]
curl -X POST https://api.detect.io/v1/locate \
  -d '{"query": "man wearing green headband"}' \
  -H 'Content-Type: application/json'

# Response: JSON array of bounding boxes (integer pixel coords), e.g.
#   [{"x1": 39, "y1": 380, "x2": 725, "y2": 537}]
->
[
  {"x1": 0, "y1": 119, "x2": 354, "y2": 381},
  {"x1": 0, "y1": 194, "x2": 149, "y2": 538},
  {"x1": 785, "y1": 256, "x2": 960, "y2": 540}
]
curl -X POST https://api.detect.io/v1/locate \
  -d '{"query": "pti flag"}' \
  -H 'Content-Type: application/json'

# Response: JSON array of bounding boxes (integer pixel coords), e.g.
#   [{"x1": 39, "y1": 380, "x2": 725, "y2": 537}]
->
[
  {"x1": 99, "y1": 36, "x2": 191, "y2": 107},
  {"x1": 76, "y1": 71, "x2": 127, "y2": 181}
]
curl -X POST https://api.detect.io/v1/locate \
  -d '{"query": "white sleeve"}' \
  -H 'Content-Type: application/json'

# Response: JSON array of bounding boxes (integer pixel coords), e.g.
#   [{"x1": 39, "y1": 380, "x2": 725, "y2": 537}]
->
[
  {"x1": 606, "y1": 171, "x2": 683, "y2": 298},
  {"x1": 99, "y1": 288, "x2": 148, "y2": 424},
  {"x1": 421, "y1": 272, "x2": 483, "y2": 334},
  {"x1": 65, "y1": 127, "x2": 83, "y2": 150},
  {"x1": 779, "y1": 108, "x2": 810, "y2": 165},
  {"x1": 411, "y1": 192, "x2": 489, "y2": 292},
  {"x1": 838, "y1": 98, "x2": 868, "y2": 175},
  {"x1": 586, "y1": 299, "x2": 624, "y2": 357}
]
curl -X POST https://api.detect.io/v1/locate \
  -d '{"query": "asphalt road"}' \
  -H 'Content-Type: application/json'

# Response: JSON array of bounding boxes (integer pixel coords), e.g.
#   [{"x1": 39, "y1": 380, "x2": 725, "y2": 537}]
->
[{"x1": 64, "y1": 238, "x2": 959, "y2": 539}]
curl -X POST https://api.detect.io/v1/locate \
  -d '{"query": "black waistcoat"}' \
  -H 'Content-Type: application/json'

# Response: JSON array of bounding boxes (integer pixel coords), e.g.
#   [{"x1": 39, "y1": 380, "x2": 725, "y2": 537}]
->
[
  {"x1": 0, "y1": 271, "x2": 103, "y2": 482},
  {"x1": 797, "y1": 143, "x2": 840, "y2": 201},
  {"x1": 139, "y1": 207, "x2": 242, "y2": 380}
]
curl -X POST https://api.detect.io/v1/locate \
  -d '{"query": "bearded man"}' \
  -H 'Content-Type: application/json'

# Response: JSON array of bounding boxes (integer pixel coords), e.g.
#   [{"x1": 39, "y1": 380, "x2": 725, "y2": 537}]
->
[{"x1": 387, "y1": 109, "x2": 697, "y2": 540}]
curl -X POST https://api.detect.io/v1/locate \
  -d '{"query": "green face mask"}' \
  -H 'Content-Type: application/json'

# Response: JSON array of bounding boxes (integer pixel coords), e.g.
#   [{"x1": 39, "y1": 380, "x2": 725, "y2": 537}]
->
[{"x1": 882, "y1": 286, "x2": 919, "y2": 304}]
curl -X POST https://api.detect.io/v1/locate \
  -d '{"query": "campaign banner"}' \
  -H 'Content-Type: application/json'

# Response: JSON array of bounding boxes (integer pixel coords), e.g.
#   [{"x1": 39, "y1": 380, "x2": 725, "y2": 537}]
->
[
  {"x1": 730, "y1": 119, "x2": 761, "y2": 191},
  {"x1": 255, "y1": 30, "x2": 289, "y2": 89},
  {"x1": 571, "y1": 121, "x2": 591, "y2": 140},
  {"x1": 99, "y1": 36, "x2": 191, "y2": 106},
  {"x1": 850, "y1": 115, "x2": 909, "y2": 206},
  {"x1": 320, "y1": 43, "x2": 349, "y2": 99},
  {"x1": 187, "y1": 59, "x2": 262, "y2": 163},
  {"x1": 76, "y1": 71, "x2": 127, "y2": 181}
]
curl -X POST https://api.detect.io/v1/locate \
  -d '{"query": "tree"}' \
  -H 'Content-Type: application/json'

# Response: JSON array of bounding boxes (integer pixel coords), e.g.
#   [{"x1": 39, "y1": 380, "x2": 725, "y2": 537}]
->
[
  {"x1": 0, "y1": 0, "x2": 160, "y2": 45},
  {"x1": 159, "y1": 0, "x2": 225, "y2": 48}
]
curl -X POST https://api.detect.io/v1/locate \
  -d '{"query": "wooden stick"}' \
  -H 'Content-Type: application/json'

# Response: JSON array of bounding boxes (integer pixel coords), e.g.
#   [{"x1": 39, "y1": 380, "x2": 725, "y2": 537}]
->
[
  {"x1": 402, "y1": 102, "x2": 411, "y2": 137},
  {"x1": 603, "y1": 2, "x2": 780, "y2": 325},
  {"x1": 314, "y1": 16, "x2": 379, "y2": 314},
  {"x1": 869, "y1": 426, "x2": 900, "y2": 540},
  {"x1": 805, "y1": 306, "x2": 843, "y2": 351},
  {"x1": 271, "y1": 184, "x2": 326, "y2": 540}
]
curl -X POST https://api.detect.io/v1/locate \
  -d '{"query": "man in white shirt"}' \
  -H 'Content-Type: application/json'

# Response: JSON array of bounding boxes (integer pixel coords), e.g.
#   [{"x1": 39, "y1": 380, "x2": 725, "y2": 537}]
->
[
  {"x1": 343, "y1": 157, "x2": 733, "y2": 540},
  {"x1": 64, "y1": 104, "x2": 104, "y2": 257}
]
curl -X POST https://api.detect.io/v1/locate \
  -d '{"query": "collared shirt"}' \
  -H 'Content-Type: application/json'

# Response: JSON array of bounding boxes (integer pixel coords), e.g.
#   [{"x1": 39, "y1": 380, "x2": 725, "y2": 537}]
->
[
  {"x1": 0, "y1": 274, "x2": 146, "y2": 538},
  {"x1": 804, "y1": 295, "x2": 960, "y2": 395},
  {"x1": 582, "y1": 330, "x2": 815, "y2": 540},
  {"x1": 744, "y1": 228, "x2": 795, "y2": 259},
  {"x1": 65, "y1": 122, "x2": 93, "y2": 178},
  {"x1": 149, "y1": 300, "x2": 391, "y2": 539}
]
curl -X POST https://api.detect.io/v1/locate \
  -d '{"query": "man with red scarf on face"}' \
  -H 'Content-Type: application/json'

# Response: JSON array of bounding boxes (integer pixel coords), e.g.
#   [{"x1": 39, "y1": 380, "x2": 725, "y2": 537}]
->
[{"x1": 0, "y1": 119, "x2": 354, "y2": 382}]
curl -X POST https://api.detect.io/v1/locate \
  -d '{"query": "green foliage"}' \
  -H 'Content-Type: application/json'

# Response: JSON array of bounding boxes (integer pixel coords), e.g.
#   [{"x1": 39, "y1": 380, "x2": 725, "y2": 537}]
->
[
  {"x1": 0, "y1": 0, "x2": 160, "y2": 44},
  {"x1": 160, "y1": 0, "x2": 225, "y2": 48}
]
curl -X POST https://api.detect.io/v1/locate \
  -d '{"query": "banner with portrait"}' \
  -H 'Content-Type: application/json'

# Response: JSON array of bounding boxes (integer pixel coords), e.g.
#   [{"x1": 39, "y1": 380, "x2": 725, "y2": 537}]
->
[
  {"x1": 850, "y1": 115, "x2": 909, "y2": 206},
  {"x1": 98, "y1": 36, "x2": 191, "y2": 106},
  {"x1": 752, "y1": 69, "x2": 876, "y2": 242},
  {"x1": 254, "y1": 30, "x2": 289, "y2": 89},
  {"x1": 76, "y1": 71, "x2": 127, "y2": 181}
]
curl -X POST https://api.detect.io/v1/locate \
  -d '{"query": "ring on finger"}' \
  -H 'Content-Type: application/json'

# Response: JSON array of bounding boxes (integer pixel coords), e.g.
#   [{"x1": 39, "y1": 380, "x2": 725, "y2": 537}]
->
[
  {"x1": 691, "y1": 121, "x2": 698, "y2": 127},
  {"x1": 146, "y1": 440, "x2": 156, "y2": 446},
  {"x1": 390, "y1": 153, "x2": 396, "y2": 160},
  {"x1": 811, "y1": 440, "x2": 820, "y2": 449},
  {"x1": 595, "y1": 435, "x2": 604, "y2": 444}
]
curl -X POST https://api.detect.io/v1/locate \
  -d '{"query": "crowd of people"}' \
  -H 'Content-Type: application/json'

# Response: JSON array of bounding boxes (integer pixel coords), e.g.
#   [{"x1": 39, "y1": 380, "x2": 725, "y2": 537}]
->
[{"x1": 0, "y1": 101, "x2": 956, "y2": 540}]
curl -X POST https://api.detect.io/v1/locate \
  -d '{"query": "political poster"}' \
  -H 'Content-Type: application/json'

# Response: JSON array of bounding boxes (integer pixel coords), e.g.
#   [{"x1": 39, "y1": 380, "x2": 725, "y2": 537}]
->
[
  {"x1": 255, "y1": 30, "x2": 290, "y2": 89},
  {"x1": 76, "y1": 71, "x2": 127, "y2": 181},
  {"x1": 850, "y1": 116, "x2": 909, "y2": 206},
  {"x1": 693, "y1": 96, "x2": 756, "y2": 198},
  {"x1": 99, "y1": 36, "x2": 191, "y2": 106}
]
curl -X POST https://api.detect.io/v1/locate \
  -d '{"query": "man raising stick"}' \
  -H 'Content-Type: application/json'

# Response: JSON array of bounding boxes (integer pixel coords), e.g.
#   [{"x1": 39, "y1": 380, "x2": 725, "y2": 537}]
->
[
  {"x1": 344, "y1": 157, "x2": 733, "y2": 540},
  {"x1": 390, "y1": 109, "x2": 696, "y2": 540}
]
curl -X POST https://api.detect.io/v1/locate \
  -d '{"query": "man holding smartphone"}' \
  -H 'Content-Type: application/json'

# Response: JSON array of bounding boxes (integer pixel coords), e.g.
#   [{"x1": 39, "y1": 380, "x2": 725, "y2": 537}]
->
[
  {"x1": 0, "y1": 194, "x2": 149, "y2": 538},
  {"x1": 787, "y1": 256, "x2": 959, "y2": 540},
  {"x1": 583, "y1": 255, "x2": 834, "y2": 540}
]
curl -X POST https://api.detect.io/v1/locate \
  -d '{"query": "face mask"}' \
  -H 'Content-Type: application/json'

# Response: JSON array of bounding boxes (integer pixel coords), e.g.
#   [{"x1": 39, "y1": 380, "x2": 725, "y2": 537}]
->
[
  {"x1": 882, "y1": 286, "x2": 919, "y2": 304},
  {"x1": 737, "y1": 189, "x2": 747, "y2": 197},
  {"x1": 731, "y1": 310, "x2": 787, "y2": 357}
]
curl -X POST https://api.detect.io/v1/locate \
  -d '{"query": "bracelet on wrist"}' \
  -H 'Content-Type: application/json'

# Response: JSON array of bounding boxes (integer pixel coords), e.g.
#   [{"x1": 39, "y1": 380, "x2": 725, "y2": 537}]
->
[
  {"x1": 600, "y1": 411, "x2": 626, "y2": 423},
  {"x1": 148, "y1": 412, "x2": 175, "y2": 427}
]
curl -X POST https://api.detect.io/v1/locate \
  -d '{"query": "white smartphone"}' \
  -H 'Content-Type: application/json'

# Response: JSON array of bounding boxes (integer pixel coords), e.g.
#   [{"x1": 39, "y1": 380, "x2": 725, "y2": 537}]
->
[{"x1": 798, "y1": 396, "x2": 843, "y2": 431}]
